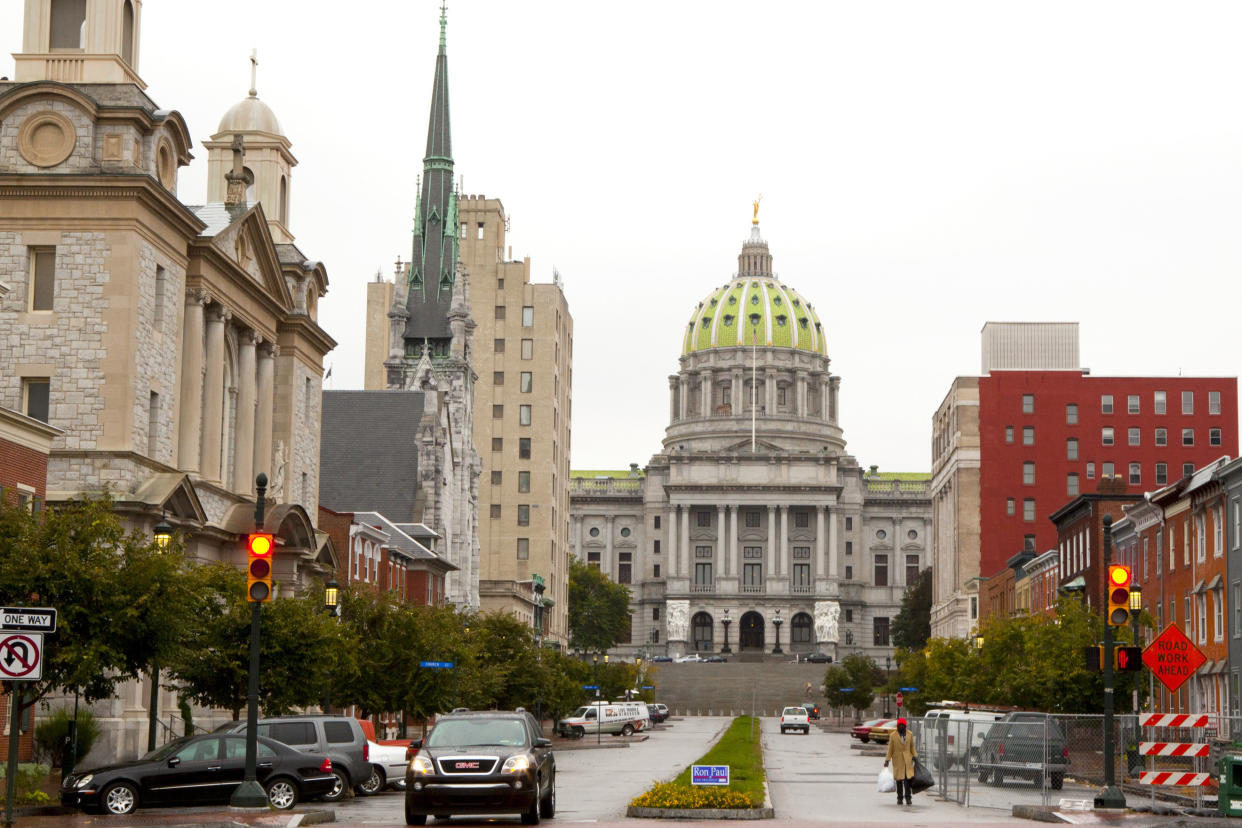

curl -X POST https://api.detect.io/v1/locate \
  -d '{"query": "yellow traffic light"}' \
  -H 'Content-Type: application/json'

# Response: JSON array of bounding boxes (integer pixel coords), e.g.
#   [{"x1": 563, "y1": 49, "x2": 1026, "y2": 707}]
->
[
  {"x1": 247, "y1": 532, "x2": 274, "y2": 603},
  {"x1": 1107, "y1": 565, "x2": 1131, "y2": 626}
]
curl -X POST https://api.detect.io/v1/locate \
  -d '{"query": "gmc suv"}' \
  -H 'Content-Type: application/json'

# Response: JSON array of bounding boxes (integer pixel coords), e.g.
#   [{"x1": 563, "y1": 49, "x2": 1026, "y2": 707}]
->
[{"x1": 406, "y1": 709, "x2": 555, "y2": 825}]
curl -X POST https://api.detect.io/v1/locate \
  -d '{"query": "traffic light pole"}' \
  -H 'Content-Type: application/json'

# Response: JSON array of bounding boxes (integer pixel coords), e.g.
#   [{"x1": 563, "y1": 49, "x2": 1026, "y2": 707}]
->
[
  {"x1": 1095, "y1": 514, "x2": 1126, "y2": 810},
  {"x1": 231, "y1": 473, "x2": 269, "y2": 809}
]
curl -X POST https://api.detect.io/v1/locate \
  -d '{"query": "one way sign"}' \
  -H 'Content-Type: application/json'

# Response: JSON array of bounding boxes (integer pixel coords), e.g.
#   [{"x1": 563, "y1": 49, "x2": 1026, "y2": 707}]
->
[{"x1": 0, "y1": 633, "x2": 42, "y2": 680}]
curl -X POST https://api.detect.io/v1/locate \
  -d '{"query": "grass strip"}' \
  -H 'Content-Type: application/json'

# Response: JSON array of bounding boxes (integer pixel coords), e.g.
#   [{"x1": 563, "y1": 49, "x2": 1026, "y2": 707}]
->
[{"x1": 630, "y1": 716, "x2": 765, "y2": 809}]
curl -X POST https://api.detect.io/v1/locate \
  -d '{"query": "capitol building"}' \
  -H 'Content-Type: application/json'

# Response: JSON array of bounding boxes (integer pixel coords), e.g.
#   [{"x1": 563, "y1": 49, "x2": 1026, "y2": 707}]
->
[{"x1": 569, "y1": 217, "x2": 932, "y2": 662}]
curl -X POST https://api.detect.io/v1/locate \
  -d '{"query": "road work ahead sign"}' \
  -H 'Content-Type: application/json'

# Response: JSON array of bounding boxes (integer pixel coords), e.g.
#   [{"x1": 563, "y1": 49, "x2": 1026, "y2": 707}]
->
[{"x1": 1142, "y1": 624, "x2": 1205, "y2": 694}]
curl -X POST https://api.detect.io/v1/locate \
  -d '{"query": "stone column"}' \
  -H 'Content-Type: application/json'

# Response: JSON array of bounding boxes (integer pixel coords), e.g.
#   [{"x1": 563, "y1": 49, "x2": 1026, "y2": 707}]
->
[
  {"x1": 730, "y1": 506, "x2": 739, "y2": 578},
  {"x1": 234, "y1": 330, "x2": 258, "y2": 495},
  {"x1": 828, "y1": 507, "x2": 840, "y2": 580},
  {"x1": 666, "y1": 506, "x2": 677, "y2": 577},
  {"x1": 732, "y1": 368, "x2": 743, "y2": 414},
  {"x1": 816, "y1": 505, "x2": 826, "y2": 577},
  {"x1": 668, "y1": 377, "x2": 678, "y2": 423},
  {"x1": 829, "y1": 376, "x2": 840, "y2": 423},
  {"x1": 796, "y1": 371, "x2": 808, "y2": 416},
  {"x1": 680, "y1": 504, "x2": 691, "y2": 579},
  {"x1": 177, "y1": 289, "x2": 208, "y2": 472},
  {"x1": 678, "y1": 376, "x2": 689, "y2": 420},
  {"x1": 821, "y1": 381, "x2": 831, "y2": 421},
  {"x1": 254, "y1": 343, "x2": 276, "y2": 482},
  {"x1": 702, "y1": 370, "x2": 713, "y2": 416},
  {"x1": 779, "y1": 505, "x2": 789, "y2": 577},
  {"x1": 200, "y1": 304, "x2": 229, "y2": 482},
  {"x1": 765, "y1": 369, "x2": 775, "y2": 414},
  {"x1": 717, "y1": 503, "x2": 726, "y2": 576},
  {"x1": 605, "y1": 515, "x2": 615, "y2": 578},
  {"x1": 766, "y1": 505, "x2": 776, "y2": 580}
]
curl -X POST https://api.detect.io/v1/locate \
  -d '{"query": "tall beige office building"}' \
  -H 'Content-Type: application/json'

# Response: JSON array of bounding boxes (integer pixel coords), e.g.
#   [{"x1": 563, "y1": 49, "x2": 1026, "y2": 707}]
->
[{"x1": 365, "y1": 203, "x2": 572, "y2": 644}]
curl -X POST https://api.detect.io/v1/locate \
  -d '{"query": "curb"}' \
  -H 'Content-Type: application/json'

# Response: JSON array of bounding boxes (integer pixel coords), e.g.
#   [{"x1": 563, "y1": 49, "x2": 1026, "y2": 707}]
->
[
  {"x1": 626, "y1": 806, "x2": 774, "y2": 820},
  {"x1": 1011, "y1": 804, "x2": 1068, "y2": 823},
  {"x1": 554, "y1": 740, "x2": 631, "y2": 751}
]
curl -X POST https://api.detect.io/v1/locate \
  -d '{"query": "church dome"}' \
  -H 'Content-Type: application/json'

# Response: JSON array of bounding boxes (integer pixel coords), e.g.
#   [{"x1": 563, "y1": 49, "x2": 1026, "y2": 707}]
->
[
  {"x1": 681, "y1": 225, "x2": 827, "y2": 356},
  {"x1": 217, "y1": 94, "x2": 283, "y2": 136}
]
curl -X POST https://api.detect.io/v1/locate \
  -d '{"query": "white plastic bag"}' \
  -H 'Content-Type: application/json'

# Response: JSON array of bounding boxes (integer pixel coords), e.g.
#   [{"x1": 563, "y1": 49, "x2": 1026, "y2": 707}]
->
[{"x1": 877, "y1": 765, "x2": 895, "y2": 793}]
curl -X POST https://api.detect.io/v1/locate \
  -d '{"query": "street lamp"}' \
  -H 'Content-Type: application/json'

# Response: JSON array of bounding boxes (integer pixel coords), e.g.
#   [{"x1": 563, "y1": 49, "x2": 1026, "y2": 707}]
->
[
  {"x1": 975, "y1": 635, "x2": 985, "y2": 650},
  {"x1": 884, "y1": 656, "x2": 891, "y2": 717},
  {"x1": 147, "y1": 510, "x2": 174, "y2": 752},
  {"x1": 772, "y1": 609, "x2": 783, "y2": 655},
  {"x1": 322, "y1": 579, "x2": 340, "y2": 712},
  {"x1": 721, "y1": 609, "x2": 732, "y2": 654}
]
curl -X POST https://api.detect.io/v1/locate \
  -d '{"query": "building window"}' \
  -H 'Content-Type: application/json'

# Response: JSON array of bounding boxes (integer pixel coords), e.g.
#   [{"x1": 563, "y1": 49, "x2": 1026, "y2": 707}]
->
[
  {"x1": 520, "y1": 372, "x2": 533, "y2": 393},
  {"x1": 493, "y1": 371, "x2": 504, "y2": 385},
  {"x1": 1235, "y1": 581, "x2": 1241, "y2": 639},
  {"x1": 795, "y1": 511, "x2": 809, "y2": 528},
  {"x1": 1211, "y1": 428, "x2": 1222, "y2": 446},
  {"x1": 23, "y1": 378, "x2": 50, "y2": 423},
  {"x1": 653, "y1": 539, "x2": 660, "y2": 554},
  {"x1": 1102, "y1": 427, "x2": 1114, "y2": 446},
  {"x1": 653, "y1": 606, "x2": 661, "y2": 621},
  {"x1": 1156, "y1": 428, "x2": 1167, "y2": 446},
  {"x1": 873, "y1": 617, "x2": 890, "y2": 647},
  {"x1": 491, "y1": 470, "x2": 502, "y2": 485},
  {"x1": 1006, "y1": 497, "x2": 1015, "y2": 516},
  {"x1": 743, "y1": 563, "x2": 762, "y2": 587},
  {"x1": 1067, "y1": 438, "x2": 1078, "y2": 460},
  {"x1": 1184, "y1": 463, "x2": 1195, "y2": 478},
  {"x1": 1183, "y1": 428, "x2": 1195, "y2": 446},
  {"x1": 652, "y1": 563, "x2": 661, "y2": 578},
  {"x1": 1156, "y1": 463, "x2": 1167, "y2": 485},
  {"x1": 1128, "y1": 395, "x2": 1140, "y2": 414},
  {"x1": 517, "y1": 505, "x2": 530, "y2": 526},
  {"x1": 1086, "y1": 462, "x2": 1095, "y2": 479},
  {"x1": 845, "y1": 541, "x2": 853, "y2": 555},
  {"x1": 905, "y1": 555, "x2": 919, "y2": 584},
  {"x1": 494, "y1": 305, "x2": 506, "y2": 320},
  {"x1": 490, "y1": 504, "x2": 501, "y2": 518},
  {"x1": 1066, "y1": 404, "x2": 1078, "y2": 424},
  {"x1": 1023, "y1": 462, "x2": 1035, "y2": 485},
  {"x1": 1103, "y1": 461, "x2": 1115, "y2": 478},
  {"x1": 743, "y1": 546, "x2": 762, "y2": 559},
  {"x1": 695, "y1": 545, "x2": 712, "y2": 558},
  {"x1": 497, "y1": 277, "x2": 504, "y2": 289},
  {"x1": 519, "y1": 438, "x2": 531, "y2": 459},
  {"x1": 654, "y1": 515, "x2": 661, "y2": 529},
  {"x1": 521, "y1": 339, "x2": 533, "y2": 359},
  {"x1": 1022, "y1": 394, "x2": 1034, "y2": 414},
  {"x1": 618, "y1": 563, "x2": 631, "y2": 584},
  {"x1": 1210, "y1": 391, "x2": 1221, "y2": 415},
  {"x1": 845, "y1": 565, "x2": 853, "y2": 580},
  {"x1": 517, "y1": 538, "x2": 529, "y2": 560},
  {"x1": 1155, "y1": 390, "x2": 1167, "y2": 415},
  {"x1": 1101, "y1": 395, "x2": 1114, "y2": 414},
  {"x1": 745, "y1": 510, "x2": 761, "y2": 528},
  {"x1": 1024, "y1": 534, "x2": 1036, "y2": 552},
  {"x1": 1005, "y1": 426, "x2": 1014, "y2": 444},
  {"x1": 27, "y1": 248, "x2": 54, "y2": 311},
  {"x1": 694, "y1": 562, "x2": 712, "y2": 586},
  {"x1": 153, "y1": 265, "x2": 167, "y2": 325},
  {"x1": 147, "y1": 391, "x2": 160, "y2": 457},
  {"x1": 1183, "y1": 390, "x2": 1194, "y2": 415},
  {"x1": 1067, "y1": 473, "x2": 1079, "y2": 496},
  {"x1": 519, "y1": 405, "x2": 532, "y2": 426},
  {"x1": 697, "y1": 511, "x2": 711, "y2": 527},
  {"x1": 522, "y1": 306, "x2": 534, "y2": 326},
  {"x1": 1128, "y1": 427, "x2": 1140, "y2": 446},
  {"x1": 1023, "y1": 499, "x2": 1035, "y2": 521},
  {"x1": 492, "y1": 437, "x2": 503, "y2": 451},
  {"x1": 793, "y1": 546, "x2": 811, "y2": 559},
  {"x1": 874, "y1": 554, "x2": 888, "y2": 586},
  {"x1": 1129, "y1": 463, "x2": 1141, "y2": 485},
  {"x1": 1023, "y1": 426, "x2": 1034, "y2": 446},
  {"x1": 492, "y1": 404, "x2": 503, "y2": 419},
  {"x1": 494, "y1": 338, "x2": 505, "y2": 353},
  {"x1": 518, "y1": 471, "x2": 530, "y2": 492},
  {"x1": 791, "y1": 609, "x2": 812, "y2": 640},
  {"x1": 845, "y1": 517, "x2": 853, "y2": 530}
]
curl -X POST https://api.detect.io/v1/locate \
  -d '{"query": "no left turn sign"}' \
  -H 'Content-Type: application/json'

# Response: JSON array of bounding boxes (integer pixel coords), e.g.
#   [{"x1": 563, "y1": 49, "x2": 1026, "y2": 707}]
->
[{"x1": 0, "y1": 634, "x2": 42, "y2": 680}]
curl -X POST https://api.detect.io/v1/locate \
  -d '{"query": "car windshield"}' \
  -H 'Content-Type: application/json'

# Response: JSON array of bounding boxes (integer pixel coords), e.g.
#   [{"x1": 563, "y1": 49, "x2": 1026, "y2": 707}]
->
[
  {"x1": 141, "y1": 737, "x2": 193, "y2": 762},
  {"x1": 426, "y1": 718, "x2": 528, "y2": 748}
]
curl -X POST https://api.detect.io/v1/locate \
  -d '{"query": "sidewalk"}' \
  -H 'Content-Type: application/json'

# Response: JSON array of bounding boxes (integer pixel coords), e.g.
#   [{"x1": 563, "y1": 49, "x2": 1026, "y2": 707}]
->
[{"x1": 9, "y1": 804, "x2": 334, "y2": 827}]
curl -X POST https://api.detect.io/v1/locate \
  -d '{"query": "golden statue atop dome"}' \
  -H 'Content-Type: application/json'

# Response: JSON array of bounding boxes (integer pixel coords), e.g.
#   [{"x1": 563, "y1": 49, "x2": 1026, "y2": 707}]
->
[{"x1": 752, "y1": 194, "x2": 762, "y2": 225}]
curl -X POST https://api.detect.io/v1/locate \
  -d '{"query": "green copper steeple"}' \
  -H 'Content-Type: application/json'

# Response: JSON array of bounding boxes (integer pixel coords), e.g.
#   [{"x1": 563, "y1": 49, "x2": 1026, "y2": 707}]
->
[{"x1": 403, "y1": 4, "x2": 458, "y2": 346}]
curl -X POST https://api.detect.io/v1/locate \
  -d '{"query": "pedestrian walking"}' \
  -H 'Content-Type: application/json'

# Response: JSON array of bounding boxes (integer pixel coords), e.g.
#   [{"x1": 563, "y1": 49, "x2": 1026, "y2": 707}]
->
[{"x1": 883, "y1": 717, "x2": 917, "y2": 806}]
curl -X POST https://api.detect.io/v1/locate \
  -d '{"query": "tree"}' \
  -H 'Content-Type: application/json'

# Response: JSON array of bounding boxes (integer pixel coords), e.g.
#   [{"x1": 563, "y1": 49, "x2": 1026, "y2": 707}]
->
[
  {"x1": 567, "y1": 558, "x2": 632, "y2": 652},
  {"x1": 891, "y1": 567, "x2": 932, "y2": 651},
  {"x1": 822, "y1": 652, "x2": 876, "y2": 716}
]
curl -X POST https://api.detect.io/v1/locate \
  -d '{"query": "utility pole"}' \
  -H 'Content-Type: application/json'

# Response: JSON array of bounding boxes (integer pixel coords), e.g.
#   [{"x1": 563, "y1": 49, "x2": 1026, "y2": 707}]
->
[{"x1": 1094, "y1": 514, "x2": 1126, "y2": 809}]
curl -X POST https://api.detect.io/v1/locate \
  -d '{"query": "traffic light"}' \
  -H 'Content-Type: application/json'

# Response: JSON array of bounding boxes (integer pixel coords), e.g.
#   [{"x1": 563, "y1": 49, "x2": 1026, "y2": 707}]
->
[
  {"x1": 1115, "y1": 646, "x2": 1142, "y2": 671},
  {"x1": 246, "y1": 532, "x2": 274, "y2": 602},
  {"x1": 1107, "y1": 565, "x2": 1132, "y2": 626},
  {"x1": 1084, "y1": 645, "x2": 1103, "y2": 672}
]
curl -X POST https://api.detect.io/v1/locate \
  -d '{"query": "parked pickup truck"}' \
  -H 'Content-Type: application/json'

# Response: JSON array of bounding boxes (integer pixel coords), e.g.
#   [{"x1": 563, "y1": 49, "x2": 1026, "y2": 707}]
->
[{"x1": 975, "y1": 712, "x2": 1069, "y2": 790}]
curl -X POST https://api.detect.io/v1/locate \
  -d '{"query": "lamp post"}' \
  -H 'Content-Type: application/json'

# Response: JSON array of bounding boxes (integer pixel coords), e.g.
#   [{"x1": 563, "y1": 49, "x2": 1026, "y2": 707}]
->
[
  {"x1": 1129, "y1": 584, "x2": 1142, "y2": 715},
  {"x1": 884, "y1": 656, "x2": 891, "y2": 718},
  {"x1": 323, "y1": 578, "x2": 340, "y2": 712},
  {"x1": 721, "y1": 608, "x2": 732, "y2": 654},
  {"x1": 146, "y1": 511, "x2": 174, "y2": 753},
  {"x1": 772, "y1": 609, "x2": 783, "y2": 655}
]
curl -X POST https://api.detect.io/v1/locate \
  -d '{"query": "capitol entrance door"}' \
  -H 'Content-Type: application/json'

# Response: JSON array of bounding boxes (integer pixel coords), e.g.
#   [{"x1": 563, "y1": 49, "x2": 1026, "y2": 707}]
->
[{"x1": 739, "y1": 611, "x2": 765, "y2": 650}]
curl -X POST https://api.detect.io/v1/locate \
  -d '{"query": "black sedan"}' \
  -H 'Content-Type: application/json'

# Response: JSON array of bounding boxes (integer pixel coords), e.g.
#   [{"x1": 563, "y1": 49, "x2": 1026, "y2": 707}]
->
[
  {"x1": 802, "y1": 651, "x2": 833, "y2": 663},
  {"x1": 61, "y1": 733, "x2": 337, "y2": 815}
]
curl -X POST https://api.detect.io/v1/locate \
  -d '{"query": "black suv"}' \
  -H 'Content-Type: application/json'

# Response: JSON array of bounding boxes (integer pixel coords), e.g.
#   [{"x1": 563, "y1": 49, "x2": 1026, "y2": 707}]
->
[
  {"x1": 405, "y1": 710, "x2": 555, "y2": 825},
  {"x1": 976, "y1": 712, "x2": 1069, "y2": 789}
]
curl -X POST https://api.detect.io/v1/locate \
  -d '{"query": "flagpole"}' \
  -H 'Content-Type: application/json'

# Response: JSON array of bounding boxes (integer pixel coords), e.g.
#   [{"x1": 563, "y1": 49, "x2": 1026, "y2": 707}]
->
[{"x1": 751, "y1": 327, "x2": 757, "y2": 453}]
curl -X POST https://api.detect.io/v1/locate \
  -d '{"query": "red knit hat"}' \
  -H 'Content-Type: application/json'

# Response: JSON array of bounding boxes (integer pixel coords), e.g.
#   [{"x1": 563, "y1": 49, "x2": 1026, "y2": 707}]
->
[{"x1": 897, "y1": 717, "x2": 907, "y2": 726}]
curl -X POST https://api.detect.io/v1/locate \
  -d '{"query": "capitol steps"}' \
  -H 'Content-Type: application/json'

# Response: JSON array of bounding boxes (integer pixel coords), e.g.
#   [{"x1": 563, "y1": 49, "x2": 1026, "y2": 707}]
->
[{"x1": 648, "y1": 659, "x2": 834, "y2": 718}]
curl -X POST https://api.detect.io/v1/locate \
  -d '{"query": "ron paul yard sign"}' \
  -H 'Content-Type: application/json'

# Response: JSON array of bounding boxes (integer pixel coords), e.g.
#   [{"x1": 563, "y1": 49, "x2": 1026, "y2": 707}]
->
[{"x1": 1142, "y1": 624, "x2": 1206, "y2": 693}]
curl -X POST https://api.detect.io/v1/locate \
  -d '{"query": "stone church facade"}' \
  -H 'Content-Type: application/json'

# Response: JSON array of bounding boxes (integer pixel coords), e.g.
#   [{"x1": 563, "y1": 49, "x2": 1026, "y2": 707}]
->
[{"x1": 570, "y1": 220, "x2": 932, "y2": 663}]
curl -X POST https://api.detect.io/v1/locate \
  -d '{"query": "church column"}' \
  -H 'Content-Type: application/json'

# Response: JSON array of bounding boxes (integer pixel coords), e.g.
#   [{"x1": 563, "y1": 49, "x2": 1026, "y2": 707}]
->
[
  {"x1": 828, "y1": 506, "x2": 840, "y2": 579},
  {"x1": 254, "y1": 343, "x2": 276, "y2": 481},
  {"x1": 680, "y1": 504, "x2": 691, "y2": 579},
  {"x1": 678, "y1": 375, "x2": 689, "y2": 420},
  {"x1": 177, "y1": 289, "x2": 208, "y2": 472},
  {"x1": 666, "y1": 506, "x2": 677, "y2": 577},
  {"x1": 201, "y1": 304, "x2": 230, "y2": 482},
  {"x1": 816, "y1": 505, "x2": 826, "y2": 577},
  {"x1": 234, "y1": 330, "x2": 258, "y2": 495},
  {"x1": 820, "y1": 380, "x2": 830, "y2": 421},
  {"x1": 766, "y1": 505, "x2": 776, "y2": 581},
  {"x1": 604, "y1": 515, "x2": 615, "y2": 578},
  {"x1": 730, "y1": 505, "x2": 739, "y2": 578}
]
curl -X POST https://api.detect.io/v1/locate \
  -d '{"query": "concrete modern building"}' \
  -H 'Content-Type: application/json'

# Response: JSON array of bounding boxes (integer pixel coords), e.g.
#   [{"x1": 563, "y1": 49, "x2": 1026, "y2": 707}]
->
[
  {"x1": 931, "y1": 322, "x2": 1238, "y2": 640},
  {"x1": 570, "y1": 217, "x2": 932, "y2": 663}
]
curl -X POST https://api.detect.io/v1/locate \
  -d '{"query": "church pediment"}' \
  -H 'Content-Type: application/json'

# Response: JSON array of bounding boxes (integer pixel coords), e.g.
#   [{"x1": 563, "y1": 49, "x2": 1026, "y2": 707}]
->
[
  {"x1": 722, "y1": 437, "x2": 785, "y2": 453},
  {"x1": 194, "y1": 203, "x2": 293, "y2": 310}
]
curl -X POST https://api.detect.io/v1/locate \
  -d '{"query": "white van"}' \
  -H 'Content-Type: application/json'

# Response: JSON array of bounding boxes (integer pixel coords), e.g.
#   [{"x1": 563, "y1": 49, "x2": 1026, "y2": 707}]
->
[
  {"x1": 921, "y1": 707, "x2": 1006, "y2": 769},
  {"x1": 558, "y1": 701, "x2": 650, "y2": 737}
]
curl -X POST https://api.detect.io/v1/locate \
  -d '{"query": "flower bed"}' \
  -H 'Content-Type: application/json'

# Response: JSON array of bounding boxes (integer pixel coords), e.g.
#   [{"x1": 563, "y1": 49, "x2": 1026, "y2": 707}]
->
[{"x1": 627, "y1": 716, "x2": 771, "y2": 818}]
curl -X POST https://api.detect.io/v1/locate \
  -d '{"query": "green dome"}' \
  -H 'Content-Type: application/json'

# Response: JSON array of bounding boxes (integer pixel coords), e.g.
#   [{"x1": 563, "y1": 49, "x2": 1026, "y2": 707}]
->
[{"x1": 682, "y1": 277, "x2": 827, "y2": 356}]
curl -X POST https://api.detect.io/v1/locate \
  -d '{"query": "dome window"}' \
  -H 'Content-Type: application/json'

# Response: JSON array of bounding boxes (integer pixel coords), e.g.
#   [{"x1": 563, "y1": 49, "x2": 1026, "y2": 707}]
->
[
  {"x1": 710, "y1": 297, "x2": 718, "y2": 306},
  {"x1": 750, "y1": 295, "x2": 760, "y2": 306},
  {"x1": 723, "y1": 314, "x2": 734, "y2": 326},
  {"x1": 776, "y1": 315, "x2": 787, "y2": 326},
  {"x1": 702, "y1": 315, "x2": 712, "y2": 326},
  {"x1": 751, "y1": 281, "x2": 759, "y2": 287},
  {"x1": 793, "y1": 299, "x2": 801, "y2": 307},
  {"x1": 773, "y1": 296, "x2": 782, "y2": 305},
  {"x1": 728, "y1": 296, "x2": 737, "y2": 305},
  {"x1": 748, "y1": 313, "x2": 761, "y2": 326},
  {"x1": 798, "y1": 317, "x2": 809, "y2": 328}
]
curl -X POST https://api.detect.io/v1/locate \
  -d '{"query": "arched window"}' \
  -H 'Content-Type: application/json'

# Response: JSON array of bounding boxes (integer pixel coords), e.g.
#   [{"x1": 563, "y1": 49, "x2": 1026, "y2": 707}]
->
[
  {"x1": 279, "y1": 175, "x2": 288, "y2": 224},
  {"x1": 122, "y1": 1, "x2": 135, "y2": 65},
  {"x1": 791, "y1": 612, "x2": 813, "y2": 646},
  {"x1": 692, "y1": 611, "x2": 713, "y2": 652},
  {"x1": 50, "y1": 0, "x2": 87, "y2": 49}
]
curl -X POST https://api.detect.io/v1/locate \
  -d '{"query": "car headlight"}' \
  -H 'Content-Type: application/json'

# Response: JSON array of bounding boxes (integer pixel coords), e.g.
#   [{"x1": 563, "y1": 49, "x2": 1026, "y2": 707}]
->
[
  {"x1": 410, "y1": 755, "x2": 434, "y2": 776},
  {"x1": 500, "y1": 755, "x2": 532, "y2": 774},
  {"x1": 74, "y1": 774, "x2": 93, "y2": 789}
]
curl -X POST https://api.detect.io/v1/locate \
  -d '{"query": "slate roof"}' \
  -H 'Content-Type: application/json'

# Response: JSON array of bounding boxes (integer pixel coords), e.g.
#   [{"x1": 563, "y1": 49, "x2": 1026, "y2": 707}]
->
[
  {"x1": 352, "y1": 511, "x2": 449, "y2": 566},
  {"x1": 319, "y1": 391, "x2": 425, "y2": 521},
  {"x1": 189, "y1": 202, "x2": 250, "y2": 237}
]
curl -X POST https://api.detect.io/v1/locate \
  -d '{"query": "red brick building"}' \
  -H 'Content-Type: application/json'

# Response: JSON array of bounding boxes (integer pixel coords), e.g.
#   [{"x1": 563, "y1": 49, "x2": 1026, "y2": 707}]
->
[
  {"x1": 979, "y1": 371, "x2": 1237, "y2": 581},
  {"x1": 318, "y1": 507, "x2": 455, "y2": 606},
  {"x1": 1049, "y1": 480, "x2": 1144, "y2": 612}
]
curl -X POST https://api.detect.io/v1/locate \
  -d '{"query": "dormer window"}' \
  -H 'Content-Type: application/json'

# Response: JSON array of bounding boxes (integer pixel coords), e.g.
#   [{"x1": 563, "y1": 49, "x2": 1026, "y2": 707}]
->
[
  {"x1": 773, "y1": 296, "x2": 783, "y2": 305},
  {"x1": 701, "y1": 316, "x2": 711, "y2": 326},
  {"x1": 728, "y1": 295, "x2": 737, "y2": 305},
  {"x1": 776, "y1": 315, "x2": 787, "y2": 326},
  {"x1": 723, "y1": 314, "x2": 734, "y2": 326},
  {"x1": 710, "y1": 297, "x2": 718, "y2": 305},
  {"x1": 798, "y1": 317, "x2": 808, "y2": 328},
  {"x1": 751, "y1": 281, "x2": 759, "y2": 287},
  {"x1": 792, "y1": 299, "x2": 801, "y2": 307},
  {"x1": 750, "y1": 295, "x2": 760, "y2": 305},
  {"x1": 749, "y1": 313, "x2": 761, "y2": 326}
]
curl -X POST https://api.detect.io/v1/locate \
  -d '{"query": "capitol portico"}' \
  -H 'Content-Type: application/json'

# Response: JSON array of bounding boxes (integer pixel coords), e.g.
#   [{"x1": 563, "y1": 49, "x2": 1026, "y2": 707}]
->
[{"x1": 570, "y1": 216, "x2": 932, "y2": 663}]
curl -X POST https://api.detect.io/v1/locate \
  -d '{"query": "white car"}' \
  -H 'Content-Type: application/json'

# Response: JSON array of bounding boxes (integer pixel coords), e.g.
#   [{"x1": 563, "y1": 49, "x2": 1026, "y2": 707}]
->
[
  {"x1": 357, "y1": 740, "x2": 411, "y2": 793},
  {"x1": 674, "y1": 654, "x2": 705, "y2": 663},
  {"x1": 780, "y1": 706, "x2": 810, "y2": 735}
]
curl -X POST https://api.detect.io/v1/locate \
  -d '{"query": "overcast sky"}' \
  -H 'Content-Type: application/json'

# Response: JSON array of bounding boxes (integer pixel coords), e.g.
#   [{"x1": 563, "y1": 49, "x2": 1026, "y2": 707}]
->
[{"x1": 5, "y1": 1, "x2": 1242, "y2": 474}]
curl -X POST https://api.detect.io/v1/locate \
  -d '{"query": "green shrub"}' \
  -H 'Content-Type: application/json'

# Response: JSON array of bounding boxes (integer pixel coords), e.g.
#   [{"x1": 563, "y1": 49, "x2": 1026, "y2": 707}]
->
[
  {"x1": 0, "y1": 763, "x2": 51, "y2": 805},
  {"x1": 630, "y1": 716, "x2": 765, "y2": 809},
  {"x1": 33, "y1": 708, "x2": 100, "y2": 768}
]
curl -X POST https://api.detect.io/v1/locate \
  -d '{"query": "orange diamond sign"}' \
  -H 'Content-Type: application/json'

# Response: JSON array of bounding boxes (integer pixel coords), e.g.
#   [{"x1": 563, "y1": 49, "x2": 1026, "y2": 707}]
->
[{"x1": 1142, "y1": 624, "x2": 1206, "y2": 693}]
